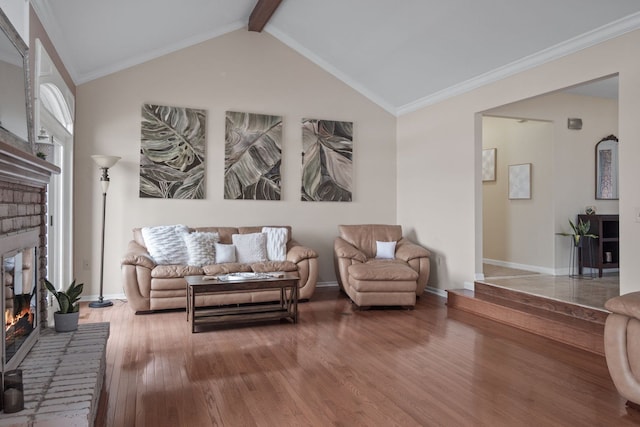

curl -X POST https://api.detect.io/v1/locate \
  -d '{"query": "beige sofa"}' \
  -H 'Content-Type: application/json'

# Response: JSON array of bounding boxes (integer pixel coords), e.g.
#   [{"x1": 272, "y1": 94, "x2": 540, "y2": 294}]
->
[
  {"x1": 333, "y1": 224, "x2": 431, "y2": 308},
  {"x1": 604, "y1": 292, "x2": 640, "y2": 407},
  {"x1": 121, "y1": 226, "x2": 318, "y2": 313}
]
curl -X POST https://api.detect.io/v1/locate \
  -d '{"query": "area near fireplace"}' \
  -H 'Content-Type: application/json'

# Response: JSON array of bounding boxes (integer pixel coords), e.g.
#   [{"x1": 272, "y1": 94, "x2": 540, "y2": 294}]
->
[{"x1": 0, "y1": 141, "x2": 58, "y2": 374}]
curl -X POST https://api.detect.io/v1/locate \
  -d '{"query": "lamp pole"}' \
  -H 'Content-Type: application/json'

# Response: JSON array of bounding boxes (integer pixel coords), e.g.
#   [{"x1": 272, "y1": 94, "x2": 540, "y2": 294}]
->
[{"x1": 89, "y1": 155, "x2": 120, "y2": 308}]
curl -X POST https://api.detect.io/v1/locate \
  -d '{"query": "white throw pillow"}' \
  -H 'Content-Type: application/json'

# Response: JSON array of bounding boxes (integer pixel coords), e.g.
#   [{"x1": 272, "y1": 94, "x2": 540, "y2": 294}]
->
[
  {"x1": 141, "y1": 224, "x2": 190, "y2": 265},
  {"x1": 215, "y1": 243, "x2": 236, "y2": 263},
  {"x1": 232, "y1": 233, "x2": 268, "y2": 263},
  {"x1": 262, "y1": 227, "x2": 288, "y2": 261},
  {"x1": 375, "y1": 240, "x2": 396, "y2": 259},
  {"x1": 184, "y1": 232, "x2": 219, "y2": 267}
]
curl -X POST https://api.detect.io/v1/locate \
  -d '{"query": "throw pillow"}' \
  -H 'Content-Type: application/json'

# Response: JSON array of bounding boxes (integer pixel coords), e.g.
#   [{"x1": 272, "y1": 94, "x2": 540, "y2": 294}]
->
[
  {"x1": 232, "y1": 233, "x2": 268, "y2": 263},
  {"x1": 215, "y1": 243, "x2": 236, "y2": 263},
  {"x1": 262, "y1": 227, "x2": 288, "y2": 261},
  {"x1": 375, "y1": 240, "x2": 396, "y2": 259},
  {"x1": 141, "y1": 224, "x2": 190, "y2": 265},
  {"x1": 183, "y1": 232, "x2": 219, "y2": 267}
]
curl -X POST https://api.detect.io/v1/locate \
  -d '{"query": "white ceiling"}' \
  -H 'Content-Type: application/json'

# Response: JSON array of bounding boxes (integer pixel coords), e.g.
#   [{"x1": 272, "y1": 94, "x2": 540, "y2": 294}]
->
[{"x1": 30, "y1": 0, "x2": 640, "y2": 115}]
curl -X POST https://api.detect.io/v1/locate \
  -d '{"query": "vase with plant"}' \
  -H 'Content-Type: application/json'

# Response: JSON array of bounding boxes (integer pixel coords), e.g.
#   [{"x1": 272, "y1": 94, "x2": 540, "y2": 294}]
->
[
  {"x1": 44, "y1": 278, "x2": 83, "y2": 332},
  {"x1": 557, "y1": 218, "x2": 598, "y2": 247}
]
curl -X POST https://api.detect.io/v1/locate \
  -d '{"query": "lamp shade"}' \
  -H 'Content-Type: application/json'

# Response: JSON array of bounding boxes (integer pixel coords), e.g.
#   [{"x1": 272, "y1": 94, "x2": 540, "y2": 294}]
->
[{"x1": 91, "y1": 155, "x2": 121, "y2": 169}]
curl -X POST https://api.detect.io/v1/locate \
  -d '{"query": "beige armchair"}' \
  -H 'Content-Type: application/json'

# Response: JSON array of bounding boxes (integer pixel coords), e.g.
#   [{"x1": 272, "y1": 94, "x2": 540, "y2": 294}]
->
[
  {"x1": 604, "y1": 292, "x2": 640, "y2": 407},
  {"x1": 333, "y1": 224, "x2": 430, "y2": 308}
]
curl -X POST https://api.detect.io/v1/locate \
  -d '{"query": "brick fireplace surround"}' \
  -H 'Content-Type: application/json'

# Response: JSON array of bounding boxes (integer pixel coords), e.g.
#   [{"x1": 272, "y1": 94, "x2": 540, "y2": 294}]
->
[{"x1": 0, "y1": 141, "x2": 109, "y2": 426}]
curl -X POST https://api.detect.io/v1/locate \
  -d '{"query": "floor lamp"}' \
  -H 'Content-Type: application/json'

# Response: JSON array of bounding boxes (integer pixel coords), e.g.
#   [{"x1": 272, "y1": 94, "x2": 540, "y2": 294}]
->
[{"x1": 89, "y1": 155, "x2": 121, "y2": 308}]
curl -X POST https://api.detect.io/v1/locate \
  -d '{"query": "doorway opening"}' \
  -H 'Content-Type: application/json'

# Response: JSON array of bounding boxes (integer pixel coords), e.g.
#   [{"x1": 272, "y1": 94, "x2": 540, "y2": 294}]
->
[{"x1": 479, "y1": 75, "x2": 619, "y2": 310}]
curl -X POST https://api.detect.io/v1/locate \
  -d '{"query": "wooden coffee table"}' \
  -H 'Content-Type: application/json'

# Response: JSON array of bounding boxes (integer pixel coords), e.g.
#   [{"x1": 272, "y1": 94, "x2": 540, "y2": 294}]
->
[{"x1": 185, "y1": 273, "x2": 299, "y2": 333}]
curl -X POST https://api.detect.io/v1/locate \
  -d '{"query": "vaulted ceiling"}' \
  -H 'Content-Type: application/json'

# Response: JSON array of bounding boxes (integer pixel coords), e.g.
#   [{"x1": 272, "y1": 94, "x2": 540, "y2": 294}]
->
[{"x1": 31, "y1": 0, "x2": 640, "y2": 115}]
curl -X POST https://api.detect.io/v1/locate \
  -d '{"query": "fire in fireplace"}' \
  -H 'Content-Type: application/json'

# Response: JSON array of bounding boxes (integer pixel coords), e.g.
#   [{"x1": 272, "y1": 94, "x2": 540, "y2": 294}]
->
[{"x1": 1, "y1": 231, "x2": 40, "y2": 372}]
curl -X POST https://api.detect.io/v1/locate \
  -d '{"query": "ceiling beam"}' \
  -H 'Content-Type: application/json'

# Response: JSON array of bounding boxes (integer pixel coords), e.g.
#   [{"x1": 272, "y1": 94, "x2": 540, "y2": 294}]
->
[{"x1": 248, "y1": 0, "x2": 283, "y2": 32}]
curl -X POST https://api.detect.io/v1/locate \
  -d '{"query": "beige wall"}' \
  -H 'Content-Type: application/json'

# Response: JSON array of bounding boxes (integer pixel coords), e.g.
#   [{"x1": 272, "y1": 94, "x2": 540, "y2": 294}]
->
[
  {"x1": 485, "y1": 93, "x2": 618, "y2": 274},
  {"x1": 482, "y1": 117, "x2": 554, "y2": 270},
  {"x1": 397, "y1": 29, "x2": 640, "y2": 295},
  {"x1": 74, "y1": 30, "x2": 397, "y2": 299}
]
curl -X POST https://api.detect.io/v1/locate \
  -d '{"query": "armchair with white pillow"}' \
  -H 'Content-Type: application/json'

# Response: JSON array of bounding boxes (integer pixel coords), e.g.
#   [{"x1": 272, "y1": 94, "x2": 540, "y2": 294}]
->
[{"x1": 333, "y1": 224, "x2": 431, "y2": 308}]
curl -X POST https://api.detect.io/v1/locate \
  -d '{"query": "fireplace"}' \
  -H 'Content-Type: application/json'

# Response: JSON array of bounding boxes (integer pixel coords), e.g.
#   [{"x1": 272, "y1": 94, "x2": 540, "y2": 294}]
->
[
  {"x1": 2, "y1": 233, "x2": 39, "y2": 371},
  {"x1": 0, "y1": 141, "x2": 58, "y2": 376}
]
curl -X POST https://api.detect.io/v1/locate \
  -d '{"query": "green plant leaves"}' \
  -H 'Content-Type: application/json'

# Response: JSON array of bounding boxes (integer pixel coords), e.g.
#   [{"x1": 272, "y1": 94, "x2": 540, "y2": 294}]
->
[
  {"x1": 44, "y1": 278, "x2": 83, "y2": 314},
  {"x1": 140, "y1": 104, "x2": 206, "y2": 199}
]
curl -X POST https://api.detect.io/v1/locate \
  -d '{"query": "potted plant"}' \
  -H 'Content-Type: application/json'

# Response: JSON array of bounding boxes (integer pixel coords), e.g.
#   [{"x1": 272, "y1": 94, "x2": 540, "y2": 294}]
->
[
  {"x1": 557, "y1": 218, "x2": 598, "y2": 246},
  {"x1": 44, "y1": 278, "x2": 83, "y2": 332}
]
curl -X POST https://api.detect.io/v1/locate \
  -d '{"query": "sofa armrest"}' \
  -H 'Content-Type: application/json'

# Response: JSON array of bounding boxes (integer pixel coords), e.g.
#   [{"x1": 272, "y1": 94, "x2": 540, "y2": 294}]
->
[
  {"x1": 395, "y1": 238, "x2": 431, "y2": 262},
  {"x1": 605, "y1": 291, "x2": 640, "y2": 321},
  {"x1": 287, "y1": 240, "x2": 319, "y2": 264},
  {"x1": 334, "y1": 237, "x2": 367, "y2": 263},
  {"x1": 121, "y1": 241, "x2": 156, "y2": 269}
]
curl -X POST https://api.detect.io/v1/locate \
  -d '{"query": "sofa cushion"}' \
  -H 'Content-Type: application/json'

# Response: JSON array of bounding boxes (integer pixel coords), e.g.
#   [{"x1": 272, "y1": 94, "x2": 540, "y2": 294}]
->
[
  {"x1": 251, "y1": 261, "x2": 298, "y2": 273},
  {"x1": 192, "y1": 227, "x2": 239, "y2": 244},
  {"x1": 151, "y1": 265, "x2": 203, "y2": 278},
  {"x1": 348, "y1": 261, "x2": 418, "y2": 281},
  {"x1": 184, "y1": 232, "x2": 219, "y2": 267},
  {"x1": 375, "y1": 241, "x2": 396, "y2": 259},
  {"x1": 262, "y1": 227, "x2": 288, "y2": 261},
  {"x1": 141, "y1": 224, "x2": 190, "y2": 265},
  {"x1": 239, "y1": 226, "x2": 291, "y2": 242},
  {"x1": 203, "y1": 263, "x2": 252, "y2": 275},
  {"x1": 232, "y1": 233, "x2": 268, "y2": 263},
  {"x1": 215, "y1": 243, "x2": 236, "y2": 263}
]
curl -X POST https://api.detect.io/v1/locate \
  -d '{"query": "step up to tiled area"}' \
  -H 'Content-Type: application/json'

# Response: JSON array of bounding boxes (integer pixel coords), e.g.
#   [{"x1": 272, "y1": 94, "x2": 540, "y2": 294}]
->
[
  {"x1": 0, "y1": 322, "x2": 110, "y2": 427},
  {"x1": 447, "y1": 282, "x2": 607, "y2": 355}
]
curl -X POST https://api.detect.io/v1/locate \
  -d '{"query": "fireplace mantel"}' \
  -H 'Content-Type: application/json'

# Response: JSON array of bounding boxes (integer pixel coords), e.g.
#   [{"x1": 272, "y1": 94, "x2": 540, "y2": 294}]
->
[{"x1": 0, "y1": 141, "x2": 60, "y2": 186}]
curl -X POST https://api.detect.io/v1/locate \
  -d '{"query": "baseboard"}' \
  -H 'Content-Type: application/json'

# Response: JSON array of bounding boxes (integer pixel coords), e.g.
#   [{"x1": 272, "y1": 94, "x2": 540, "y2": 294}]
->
[
  {"x1": 424, "y1": 286, "x2": 447, "y2": 298},
  {"x1": 317, "y1": 281, "x2": 339, "y2": 288},
  {"x1": 483, "y1": 258, "x2": 555, "y2": 275}
]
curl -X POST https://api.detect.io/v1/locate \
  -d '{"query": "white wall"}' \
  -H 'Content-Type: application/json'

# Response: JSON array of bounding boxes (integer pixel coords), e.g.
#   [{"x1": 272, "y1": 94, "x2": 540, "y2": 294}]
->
[
  {"x1": 74, "y1": 30, "x2": 397, "y2": 299},
  {"x1": 482, "y1": 117, "x2": 554, "y2": 270},
  {"x1": 397, "y1": 29, "x2": 640, "y2": 295}
]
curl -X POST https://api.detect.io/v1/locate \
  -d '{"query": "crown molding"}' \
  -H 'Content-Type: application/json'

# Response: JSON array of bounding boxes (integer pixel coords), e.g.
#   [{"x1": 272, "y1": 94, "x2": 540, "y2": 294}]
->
[
  {"x1": 265, "y1": 24, "x2": 397, "y2": 116},
  {"x1": 396, "y1": 11, "x2": 640, "y2": 116}
]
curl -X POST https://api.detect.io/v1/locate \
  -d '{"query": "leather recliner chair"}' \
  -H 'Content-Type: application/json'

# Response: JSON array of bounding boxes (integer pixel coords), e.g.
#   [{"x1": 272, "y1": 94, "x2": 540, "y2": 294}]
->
[
  {"x1": 604, "y1": 291, "x2": 640, "y2": 407},
  {"x1": 333, "y1": 224, "x2": 431, "y2": 308}
]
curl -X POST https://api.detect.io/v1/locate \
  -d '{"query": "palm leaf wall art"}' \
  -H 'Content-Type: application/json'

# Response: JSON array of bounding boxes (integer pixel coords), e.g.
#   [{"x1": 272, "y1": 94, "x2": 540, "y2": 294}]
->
[
  {"x1": 301, "y1": 119, "x2": 353, "y2": 202},
  {"x1": 140, "y1": 104, "x2": 206, "y2": 199},
  {"x1": 225, "y1": 111, "x2": 283, "y2": 200}
]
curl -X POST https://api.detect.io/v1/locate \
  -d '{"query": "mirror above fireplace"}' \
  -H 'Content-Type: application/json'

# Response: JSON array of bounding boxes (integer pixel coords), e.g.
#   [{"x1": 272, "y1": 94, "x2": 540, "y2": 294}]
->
[{"x1": 0, "y1": 7, "x2": 34, "y2": 154}]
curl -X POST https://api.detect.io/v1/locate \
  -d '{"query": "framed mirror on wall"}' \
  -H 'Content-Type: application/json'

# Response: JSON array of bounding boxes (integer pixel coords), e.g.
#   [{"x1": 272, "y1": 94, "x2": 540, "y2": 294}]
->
[
  {"x1": 0, "y1": 7, "x2": 34, "y2": 154},
  {"x1": 595, "y1": 134, "x2": 619, "y2": 200}
]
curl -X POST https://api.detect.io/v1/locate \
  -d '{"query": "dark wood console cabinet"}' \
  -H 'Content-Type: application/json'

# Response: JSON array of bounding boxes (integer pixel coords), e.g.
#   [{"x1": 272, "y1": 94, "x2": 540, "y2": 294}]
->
[{"x1": 577, "y1": 214, "x2": 619, "y2": 278}]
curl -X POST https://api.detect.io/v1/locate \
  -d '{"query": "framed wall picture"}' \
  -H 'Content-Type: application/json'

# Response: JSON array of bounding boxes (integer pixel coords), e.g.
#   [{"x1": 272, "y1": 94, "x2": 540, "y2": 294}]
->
[
  {"x1": 482, "y1": 148, "x2": 496, "y2": 182},
  {"x1": 595, "y1": 134, "x2": 618, "y2": 200},
  {"x1": 508, "y1": 163, "x2": 531, "y2": 200}
]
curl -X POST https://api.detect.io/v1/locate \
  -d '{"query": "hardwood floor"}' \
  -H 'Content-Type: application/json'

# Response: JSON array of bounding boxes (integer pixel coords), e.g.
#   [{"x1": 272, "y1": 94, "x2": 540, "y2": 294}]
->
[{"x1": 80, "y1": 287, "x2": 640, "y2": 426}]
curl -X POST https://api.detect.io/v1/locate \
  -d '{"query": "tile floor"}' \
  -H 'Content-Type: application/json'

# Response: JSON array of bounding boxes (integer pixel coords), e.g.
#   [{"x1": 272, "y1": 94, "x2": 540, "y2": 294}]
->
[{"x1": 483, "y1": 264, "x2": 618, "y2": 310}]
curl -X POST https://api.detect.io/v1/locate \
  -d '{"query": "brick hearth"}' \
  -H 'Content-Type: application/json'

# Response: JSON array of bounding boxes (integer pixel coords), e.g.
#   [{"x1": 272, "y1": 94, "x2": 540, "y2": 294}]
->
[{"x1": 0, "y1": 323, "x2": 109, "y2": 427}]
